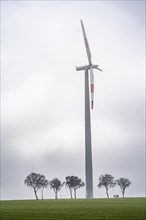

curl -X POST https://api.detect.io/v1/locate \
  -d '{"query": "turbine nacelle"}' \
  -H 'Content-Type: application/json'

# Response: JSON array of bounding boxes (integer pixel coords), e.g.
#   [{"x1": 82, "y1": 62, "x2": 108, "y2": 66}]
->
[{"x1": 76, "y1": 65, "x2": 102, "y2": 71}]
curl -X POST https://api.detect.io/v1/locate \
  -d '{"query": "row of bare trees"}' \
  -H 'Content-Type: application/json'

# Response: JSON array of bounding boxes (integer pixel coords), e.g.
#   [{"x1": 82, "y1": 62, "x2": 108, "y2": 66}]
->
[
  {"x1": 98, "y1": 174, "x2": 131, "y2": 198},
  {"x1": 24, "y1": 173, "x2": 85, "y2": 200},
  {"x1": 24, "y1": 173, "x2": 131, "y2": 199}
]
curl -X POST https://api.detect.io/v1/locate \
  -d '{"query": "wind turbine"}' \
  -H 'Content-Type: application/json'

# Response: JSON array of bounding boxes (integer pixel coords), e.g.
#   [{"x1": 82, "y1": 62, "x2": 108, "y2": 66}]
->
[{"x1": 76, "y1": 20, "x2": 102, "y2": 198}]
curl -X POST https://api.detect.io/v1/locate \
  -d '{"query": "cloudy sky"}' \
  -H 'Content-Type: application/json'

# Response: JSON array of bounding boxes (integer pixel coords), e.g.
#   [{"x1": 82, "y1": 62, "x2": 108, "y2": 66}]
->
[{"x1": 1, "y1": 0, "x2": 145, "y2": 200}]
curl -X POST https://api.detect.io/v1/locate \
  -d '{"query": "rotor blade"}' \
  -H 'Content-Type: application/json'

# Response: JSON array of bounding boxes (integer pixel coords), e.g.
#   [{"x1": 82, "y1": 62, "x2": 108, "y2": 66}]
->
[
  {"x1": 97, "y1": 67, "x2": 102, "y2": 72},
  {"x1": 90, "y1": 67, "x2": 94, "y2": 109},
  {"x1": 81, "y1": 20, "x2": 92, "y2": 65}
]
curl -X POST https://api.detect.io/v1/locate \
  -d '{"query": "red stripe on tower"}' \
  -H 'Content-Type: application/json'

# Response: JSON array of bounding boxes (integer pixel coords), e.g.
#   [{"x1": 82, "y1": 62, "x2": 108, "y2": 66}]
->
[{"x1": 91, "y1": 84, "x2": 94, "y2": 93}]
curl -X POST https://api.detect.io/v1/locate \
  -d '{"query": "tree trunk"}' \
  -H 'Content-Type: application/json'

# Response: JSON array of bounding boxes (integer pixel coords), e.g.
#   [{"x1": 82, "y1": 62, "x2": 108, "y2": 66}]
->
[
  {"x1": 122, "y1": 190, "x2": 125, "y2": 198},
  {"x1": 55, "y1": 191, "x2": 58, "y2": 199},
  {"x1": 41, "y1": 188, "x2": 44, "y2": 200},
  {"x1": 34, "y1": 189, "x2": 39, "y2": 200},
  {"x1": 74, "y1": 189, "x2": 77, "y2": 199},
  {"x1": 106, "y1": 188, "x2": 109, "y2": 198},
  {"x1": 70, "y1": 188, "x2": 73, "y2": 199}
]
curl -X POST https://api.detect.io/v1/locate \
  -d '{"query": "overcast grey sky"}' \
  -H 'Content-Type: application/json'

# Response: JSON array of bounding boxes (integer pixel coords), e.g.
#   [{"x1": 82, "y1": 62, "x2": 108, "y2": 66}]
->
[{"x1": 1, "y1": 0, "x2": 145, "y2": 200}]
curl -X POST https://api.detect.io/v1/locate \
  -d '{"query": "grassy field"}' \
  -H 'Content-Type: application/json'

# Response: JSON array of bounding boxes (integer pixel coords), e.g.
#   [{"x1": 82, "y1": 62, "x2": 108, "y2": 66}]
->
[{"x1": 0, "y1": 198, "x2": 145, "y2": 220}]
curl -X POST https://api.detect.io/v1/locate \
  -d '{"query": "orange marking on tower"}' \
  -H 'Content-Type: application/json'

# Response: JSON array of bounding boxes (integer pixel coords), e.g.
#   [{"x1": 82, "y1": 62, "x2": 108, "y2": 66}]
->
[{"x1": 91, "y1": 84, "x2": 94, "y2": 93}]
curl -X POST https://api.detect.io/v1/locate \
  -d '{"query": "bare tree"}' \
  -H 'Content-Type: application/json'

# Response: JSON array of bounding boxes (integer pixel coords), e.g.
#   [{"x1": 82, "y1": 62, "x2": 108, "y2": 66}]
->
[
  {"x1": 98, "y1": 174, "x2": 116, "y2": 198},
  {"x1": 41, "y1": 179, "x2": 49, "y2": 200},
  {"x1": 73, "y1": 177, "x2": 85, "y2": 199},
  {"x1": 49, "y1": 178, "x2": 64, "y2": 199},
  {"x1": 116, "y1": 178, "x2": 131, "y2": 198},
  {"x1": 65, "y1": 176, "x2": 85, "y2": 199},
  {"x1": 24, "y1": 172, "x2": 48, "y2": 200},
  {"x1": 65, "y1": 176, "x2": 74, "y2": 199}
]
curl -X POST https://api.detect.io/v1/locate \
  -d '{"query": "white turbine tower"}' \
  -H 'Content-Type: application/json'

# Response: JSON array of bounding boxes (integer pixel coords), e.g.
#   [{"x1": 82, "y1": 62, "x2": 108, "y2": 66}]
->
[{"x1": 76, "y1": 20, "x2": 102, "y2": 198}]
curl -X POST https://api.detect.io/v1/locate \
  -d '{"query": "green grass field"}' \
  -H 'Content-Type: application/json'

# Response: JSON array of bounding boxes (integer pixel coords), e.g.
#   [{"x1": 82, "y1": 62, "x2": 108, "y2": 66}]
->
[{"x1": 0, "y1": 198, "x2": 145, "y2": 220}]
